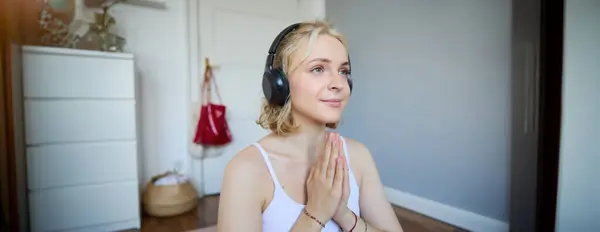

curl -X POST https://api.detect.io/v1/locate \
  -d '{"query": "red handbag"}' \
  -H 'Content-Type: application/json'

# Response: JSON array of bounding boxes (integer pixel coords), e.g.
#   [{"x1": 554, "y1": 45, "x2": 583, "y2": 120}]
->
[{"x1": 193, "y1": 59, "x2": 233, "y2": 146}]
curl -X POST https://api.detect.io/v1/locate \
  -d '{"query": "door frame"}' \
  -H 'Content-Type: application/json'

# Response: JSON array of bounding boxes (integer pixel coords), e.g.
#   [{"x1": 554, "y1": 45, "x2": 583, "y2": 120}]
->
[
  {"x1": 184, "y1": 0, "x2": 204, "y2": 197},
  {"x1": 1, "y1": 38, "x2": 20, "y2": 232},
  {"x1": 185, "y1": 0, "x2": 222, "y2": 196},
  {"x1": 535, "y1": 0, "x2": 564, "y2": 231}
]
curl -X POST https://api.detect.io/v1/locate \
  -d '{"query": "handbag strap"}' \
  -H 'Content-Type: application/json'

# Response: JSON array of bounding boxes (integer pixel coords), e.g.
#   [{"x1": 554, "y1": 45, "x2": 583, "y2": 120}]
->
[{"x1": 200, "y1": 63, "x2": 223, "y2": 106}]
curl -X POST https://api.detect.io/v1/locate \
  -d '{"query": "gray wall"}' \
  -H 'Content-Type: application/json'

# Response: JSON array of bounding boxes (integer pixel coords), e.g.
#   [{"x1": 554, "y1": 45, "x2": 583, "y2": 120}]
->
[
  {"x1": 555, "y1": 0, "x2": 600, "y2": 231},
  {"x1": 327, "y1": 0, "x2": 512, "y2": 222}
]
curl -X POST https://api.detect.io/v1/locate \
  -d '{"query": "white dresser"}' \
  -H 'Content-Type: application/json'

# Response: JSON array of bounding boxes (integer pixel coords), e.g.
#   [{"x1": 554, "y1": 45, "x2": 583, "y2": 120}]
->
[{"x1": 21, "y1": 46, "x2": 141, "y2": 232}]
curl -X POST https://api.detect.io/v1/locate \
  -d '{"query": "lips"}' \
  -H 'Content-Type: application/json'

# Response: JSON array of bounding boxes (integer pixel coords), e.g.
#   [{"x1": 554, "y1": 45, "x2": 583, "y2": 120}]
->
[{"x1": 321, "y1": 99, "x2": 342, "y2": 107}]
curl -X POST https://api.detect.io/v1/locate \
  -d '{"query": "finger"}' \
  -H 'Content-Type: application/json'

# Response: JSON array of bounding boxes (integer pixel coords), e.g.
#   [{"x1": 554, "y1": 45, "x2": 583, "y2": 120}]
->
[
  {"x1": 334, "y1": 156, "x2": 344, "y2": 188},
  {"x1": 338, "y1": 136, "x2": 349, "y2": 188},
  {"x1": 342, "y1": 156, "x2": 350, "y2": 196},
  {"x1": 318, "y1": 135, "x2": 332, "y2": 175},
  {"x1": 326, "y1": 139, "x2": 338, "y2": 180},
  {"x1": 337, "y1": 135, "x2": 344, "y2": 157},
  {"x1": 307, "y1": 166, "x2": 315, "y2": 182},
  {"x1": 327, "y1": 136, "x2": 339, "y2": 181}
]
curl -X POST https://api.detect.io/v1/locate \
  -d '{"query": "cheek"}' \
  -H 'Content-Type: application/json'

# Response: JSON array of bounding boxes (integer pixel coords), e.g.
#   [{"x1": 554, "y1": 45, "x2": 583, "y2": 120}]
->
[
  {"x1": 289, "y1": 78, "x2": 325, "y2": 113},
  {"x1": 289, "y1": 76, "x2": 324, "y2": 99}
]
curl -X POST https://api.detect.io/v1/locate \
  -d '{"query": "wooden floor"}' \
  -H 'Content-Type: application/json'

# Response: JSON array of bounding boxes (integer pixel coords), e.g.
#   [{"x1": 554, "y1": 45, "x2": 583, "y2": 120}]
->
[{"x1": 141, "y1": 195, "x2": 467, "y2": 232}]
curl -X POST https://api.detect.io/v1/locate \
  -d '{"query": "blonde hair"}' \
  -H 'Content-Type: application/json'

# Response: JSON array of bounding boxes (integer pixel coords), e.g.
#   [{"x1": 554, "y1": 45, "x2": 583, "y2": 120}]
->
[{"x1": 256, "y1": 19, "x2": 348, "y2": 136}]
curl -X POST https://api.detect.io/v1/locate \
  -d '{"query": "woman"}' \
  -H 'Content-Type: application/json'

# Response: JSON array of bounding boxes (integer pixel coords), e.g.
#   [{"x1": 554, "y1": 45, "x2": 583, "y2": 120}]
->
[{"x1": 217, "y1": 20, "x2": 404, "y2": 232}]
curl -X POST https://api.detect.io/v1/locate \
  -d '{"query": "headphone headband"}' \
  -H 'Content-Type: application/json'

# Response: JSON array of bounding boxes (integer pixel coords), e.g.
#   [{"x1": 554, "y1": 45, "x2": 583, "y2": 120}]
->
[
  {"x1": 265, "y1": 23, "x2": 301, "y2": 71},
  {"x1": 268, "y1": 23, "x2": 301, "y2": 54}
]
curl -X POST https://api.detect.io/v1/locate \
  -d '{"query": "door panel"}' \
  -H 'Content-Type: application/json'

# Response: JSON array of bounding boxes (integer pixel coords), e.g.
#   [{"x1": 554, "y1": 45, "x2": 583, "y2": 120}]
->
[
  {"x1": 216, "y1": 67, "x2": 265, "y2": 120},
  {"x1": 215, "y1": 0, "x2": 299, "y2": 20},
  {"x1": 190, "y1": 0, "x2": 300, "y2": 195},
  {"x1": 213, "y1": 10, "x2": 294, "y2": 66}
]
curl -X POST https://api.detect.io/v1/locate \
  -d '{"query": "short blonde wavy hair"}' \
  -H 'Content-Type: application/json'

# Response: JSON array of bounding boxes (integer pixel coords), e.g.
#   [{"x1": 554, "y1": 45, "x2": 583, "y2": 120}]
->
[{"x1": 256, "y1": 20, "x2": 348, "y2": 136}]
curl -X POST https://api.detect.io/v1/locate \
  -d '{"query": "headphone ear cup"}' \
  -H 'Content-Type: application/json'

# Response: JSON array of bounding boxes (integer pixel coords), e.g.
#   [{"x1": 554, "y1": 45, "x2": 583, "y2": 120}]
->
[
  {"x1": 273, "y1": 68, "x2": 290, "y2": 105},
  {"x1": 262, "y1": 71, "x2": 276, "y2": 102},
  {"x1": 262, "y1": 68, "x2": 290, "y2": 106}
]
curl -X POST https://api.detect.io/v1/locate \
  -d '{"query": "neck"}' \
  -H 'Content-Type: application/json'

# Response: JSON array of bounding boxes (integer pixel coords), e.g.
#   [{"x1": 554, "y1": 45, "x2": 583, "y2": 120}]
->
[{"x1": 282, "y1": 115, "x2": 328, "y2": 160}]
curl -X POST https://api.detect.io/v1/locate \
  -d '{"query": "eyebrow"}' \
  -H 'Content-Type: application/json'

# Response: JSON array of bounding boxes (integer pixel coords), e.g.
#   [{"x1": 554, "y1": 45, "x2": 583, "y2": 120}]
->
[{"x1": 308, "y1": 58, "x2": 350, "y2": 66}]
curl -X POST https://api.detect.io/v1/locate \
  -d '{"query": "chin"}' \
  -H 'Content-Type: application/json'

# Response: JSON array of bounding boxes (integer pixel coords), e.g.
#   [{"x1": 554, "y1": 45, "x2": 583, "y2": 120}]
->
[
  {"x1": 297, "y1": 104, "x2": 345, "y2": 125},
  {"x1": 316, "y1": 115, "x2": 342, "y2": 125},
  {"x1": 313, "y1": 107, "x2": 344, "y2": 124}
]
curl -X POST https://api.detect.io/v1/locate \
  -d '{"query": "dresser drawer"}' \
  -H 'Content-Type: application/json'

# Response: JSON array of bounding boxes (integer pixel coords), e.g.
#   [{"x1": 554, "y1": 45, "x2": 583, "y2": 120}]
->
[
  {"x1": 29, "y1": 181, "x2": 140, "y2": 232},
  {"x1": 22, "y1": 47, "x2": 135, "y2": 99},
  {"x1": 24, "y1": 99, "x2": 137, "y2": 145},
  {"x1": 27, "y1": 141, "x2": 138, "y2": 190}
]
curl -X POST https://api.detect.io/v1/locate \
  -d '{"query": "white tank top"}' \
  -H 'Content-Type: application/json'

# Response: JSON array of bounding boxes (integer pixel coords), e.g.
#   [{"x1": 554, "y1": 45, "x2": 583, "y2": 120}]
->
[{"x1": 253, "y1": 136, "x2": 361, "y2": 232}]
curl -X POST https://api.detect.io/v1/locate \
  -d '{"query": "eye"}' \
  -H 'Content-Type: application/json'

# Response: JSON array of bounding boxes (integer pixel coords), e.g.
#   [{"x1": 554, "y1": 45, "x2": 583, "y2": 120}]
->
[
  {"x1": 311, "y1": 66, "x2": 325, "y2": 73},
  {"x1": 339, "y1": 69, "x2": 350, "y2": 77}
]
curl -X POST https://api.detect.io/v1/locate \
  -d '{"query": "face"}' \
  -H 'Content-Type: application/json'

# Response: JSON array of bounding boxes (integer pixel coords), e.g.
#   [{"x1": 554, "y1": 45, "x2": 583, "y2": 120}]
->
[{"x1": 287, "y1": 34, "x2": 351, "y2": 125}]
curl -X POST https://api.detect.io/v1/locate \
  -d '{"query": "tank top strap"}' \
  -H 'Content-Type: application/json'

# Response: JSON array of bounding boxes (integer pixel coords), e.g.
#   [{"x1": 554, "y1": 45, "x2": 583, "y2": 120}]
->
[
  {"x1": 339, "y1": 136, "x2": 352, "y2": 167},
  {"x1": 252, "y1": 143, "x2": 282, "y2": 189}
]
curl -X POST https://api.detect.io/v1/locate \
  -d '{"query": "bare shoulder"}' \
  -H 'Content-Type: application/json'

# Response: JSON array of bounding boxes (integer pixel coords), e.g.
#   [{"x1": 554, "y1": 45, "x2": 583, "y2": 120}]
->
[
  {"x1": 223, "y1": 145, "x2": 269, "y2": 186},
  {"x1": 342, "y1": 137, "x2": 375, "y2": 164},
  {"x1": 218, "y1": 145, "x2": 270, "y2": 229},
  {"x1": 222, "y1": 145, "x2": 271, "y2": 200},
  {"x1": 342, "y1": 137, "x2": 379, "y2": 185}
]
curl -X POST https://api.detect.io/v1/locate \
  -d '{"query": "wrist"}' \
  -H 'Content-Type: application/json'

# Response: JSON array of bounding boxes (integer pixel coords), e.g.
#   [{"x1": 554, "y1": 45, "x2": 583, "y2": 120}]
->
[
  {"x1": 302, "y1": 207, "x2": 329, "y2": 228},
  {"x1": 335, "y1": 207, "x2": 357, "y2": 231},
  {"x1": 299, "y1": 212, "x2": 326, "y2": 231}
]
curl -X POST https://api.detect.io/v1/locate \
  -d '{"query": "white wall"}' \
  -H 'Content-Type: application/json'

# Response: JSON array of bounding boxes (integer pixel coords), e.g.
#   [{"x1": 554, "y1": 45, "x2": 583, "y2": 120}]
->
[
  {"x1": 298, "y1": 0, "x2": 326, "y2": 19},
  {"x1": 108, "y1": 1, "x2": 190, "y2": 184},
  {"x1": 555, "y1": 0, "x2": 600, "y2": 231}
]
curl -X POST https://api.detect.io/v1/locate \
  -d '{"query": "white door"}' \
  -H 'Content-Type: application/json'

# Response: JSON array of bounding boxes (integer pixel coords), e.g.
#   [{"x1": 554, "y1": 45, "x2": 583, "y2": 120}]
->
[{"x1": 187, "y1": 0, "x2": 324, "y2": 195}]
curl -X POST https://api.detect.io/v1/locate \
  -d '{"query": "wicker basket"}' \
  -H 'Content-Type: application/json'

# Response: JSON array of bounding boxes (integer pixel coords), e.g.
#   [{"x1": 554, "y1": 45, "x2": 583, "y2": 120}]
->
[{"x1": 142, "y1": 171, "x2": 199, "y2": 217}]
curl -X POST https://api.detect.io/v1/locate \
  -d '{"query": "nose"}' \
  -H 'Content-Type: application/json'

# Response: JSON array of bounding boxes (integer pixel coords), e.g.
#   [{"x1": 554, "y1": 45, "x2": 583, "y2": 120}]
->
[{"x1": 327, "y1": 73, "x2": 346, "y2": 92}]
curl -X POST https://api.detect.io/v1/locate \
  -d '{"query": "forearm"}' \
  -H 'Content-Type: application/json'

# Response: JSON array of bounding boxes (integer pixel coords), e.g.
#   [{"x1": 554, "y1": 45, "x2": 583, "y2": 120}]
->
[
  {"x1": 336, "y1": 209, "x2": 388, "y2": 232},
  {"x1": 290, "y1": 211, "x2": 326, "y2": 232}
]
